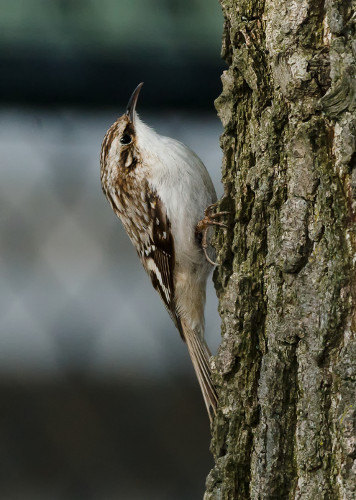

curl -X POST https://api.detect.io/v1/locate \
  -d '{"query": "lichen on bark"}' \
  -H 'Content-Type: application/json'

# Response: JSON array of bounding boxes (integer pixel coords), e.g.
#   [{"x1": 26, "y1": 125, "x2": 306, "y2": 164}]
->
[{"x1": 206, "y1": 1, "x2": 356, "y2": 499}]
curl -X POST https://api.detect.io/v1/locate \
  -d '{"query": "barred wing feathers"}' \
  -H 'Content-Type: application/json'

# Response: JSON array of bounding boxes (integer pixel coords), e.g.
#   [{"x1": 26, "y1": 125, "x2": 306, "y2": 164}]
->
[
  {"x1": 141, "y1": 192, "x2": 183, "y2": 337},
  {"x1": 107, "y1": 185, "x2": 217, "y2": 419}
]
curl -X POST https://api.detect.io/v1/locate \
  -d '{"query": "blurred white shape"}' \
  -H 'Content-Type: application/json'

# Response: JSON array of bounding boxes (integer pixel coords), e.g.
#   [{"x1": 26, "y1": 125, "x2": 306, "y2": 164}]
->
[{"x1": 41, "y1": 212, "x2": 103, "y2": 293}]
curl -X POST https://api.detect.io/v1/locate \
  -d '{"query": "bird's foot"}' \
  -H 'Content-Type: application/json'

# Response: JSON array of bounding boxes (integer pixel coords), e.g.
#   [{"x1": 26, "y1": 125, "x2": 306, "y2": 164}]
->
[{"x1": 196, "y1": 203, "x2": 231, "y2": 266}]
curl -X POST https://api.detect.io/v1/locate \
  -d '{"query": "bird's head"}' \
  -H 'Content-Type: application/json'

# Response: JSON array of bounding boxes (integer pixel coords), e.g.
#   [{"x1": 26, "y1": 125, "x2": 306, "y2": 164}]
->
[{"x1": 100, "y1": 82, "x2": 144, "y2": 181}]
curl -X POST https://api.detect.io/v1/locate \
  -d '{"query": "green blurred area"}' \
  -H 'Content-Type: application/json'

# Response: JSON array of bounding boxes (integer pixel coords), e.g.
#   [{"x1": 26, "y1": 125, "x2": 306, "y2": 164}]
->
[
  {"x1": 0, "y1": 0, "x2": 221, "y2": 53},
  {"x1": 0, "y1": 0, "x2": 224, "y2": 107}
]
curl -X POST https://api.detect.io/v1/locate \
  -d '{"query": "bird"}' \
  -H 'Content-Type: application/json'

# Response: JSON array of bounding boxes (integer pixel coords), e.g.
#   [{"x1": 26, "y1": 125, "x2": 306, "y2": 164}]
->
[{"x1": 100, "y1": 83, "x2": 225, "y2": 421}]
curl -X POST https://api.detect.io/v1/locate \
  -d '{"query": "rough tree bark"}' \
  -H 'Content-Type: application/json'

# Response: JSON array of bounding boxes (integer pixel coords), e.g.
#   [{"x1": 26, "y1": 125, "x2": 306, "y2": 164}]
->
[{"x1": 206, "y1": 1, "x2": 356, "y2": 499}]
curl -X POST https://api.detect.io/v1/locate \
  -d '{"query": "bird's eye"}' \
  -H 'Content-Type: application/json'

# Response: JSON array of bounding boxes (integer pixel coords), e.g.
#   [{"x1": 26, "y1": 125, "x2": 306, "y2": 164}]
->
[{"x1": 120, "y1": 134, "x2": 132, "y2": 145}]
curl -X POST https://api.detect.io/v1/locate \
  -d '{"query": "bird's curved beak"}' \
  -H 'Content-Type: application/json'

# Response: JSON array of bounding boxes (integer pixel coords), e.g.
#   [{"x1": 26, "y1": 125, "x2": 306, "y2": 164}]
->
[{"x1": 126, "y1": 82, "x2": 144, "y2": 122}]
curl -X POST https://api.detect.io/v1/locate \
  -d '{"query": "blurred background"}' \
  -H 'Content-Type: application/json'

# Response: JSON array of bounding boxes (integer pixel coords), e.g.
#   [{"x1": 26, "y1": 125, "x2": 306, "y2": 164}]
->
[{"x1": 0, "y1": 1, "x2": 224, "y2": 499}]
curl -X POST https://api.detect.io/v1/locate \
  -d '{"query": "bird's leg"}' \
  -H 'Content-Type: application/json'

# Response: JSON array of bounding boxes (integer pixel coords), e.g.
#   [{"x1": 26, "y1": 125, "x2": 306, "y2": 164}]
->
[{"x1": 196, "y1": 203, "x2": 230, "y2": 266}]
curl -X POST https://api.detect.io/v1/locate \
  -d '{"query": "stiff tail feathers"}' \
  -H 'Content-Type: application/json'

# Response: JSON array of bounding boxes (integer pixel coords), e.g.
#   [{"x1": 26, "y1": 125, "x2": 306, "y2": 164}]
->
[{"x1": 181, "y1": 320, "x2": 218, "y2": 423}]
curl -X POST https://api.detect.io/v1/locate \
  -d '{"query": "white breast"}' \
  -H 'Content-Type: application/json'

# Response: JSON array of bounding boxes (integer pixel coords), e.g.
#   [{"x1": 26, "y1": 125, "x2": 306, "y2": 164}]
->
[{"x1": 134, "y1": 115, "x2": 216, "y2": 267}]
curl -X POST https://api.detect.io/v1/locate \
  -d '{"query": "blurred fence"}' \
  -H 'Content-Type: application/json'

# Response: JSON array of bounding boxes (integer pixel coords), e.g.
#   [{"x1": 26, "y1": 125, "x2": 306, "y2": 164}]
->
[{"x1": 0, "y1": 107, "x2": 223, "y2": 499}]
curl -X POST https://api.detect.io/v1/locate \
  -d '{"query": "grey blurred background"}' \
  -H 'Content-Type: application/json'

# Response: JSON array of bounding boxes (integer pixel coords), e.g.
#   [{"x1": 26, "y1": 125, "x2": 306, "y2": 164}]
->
[{"x1": 0, "y1": 1, "x2": 224, "y2": 499}]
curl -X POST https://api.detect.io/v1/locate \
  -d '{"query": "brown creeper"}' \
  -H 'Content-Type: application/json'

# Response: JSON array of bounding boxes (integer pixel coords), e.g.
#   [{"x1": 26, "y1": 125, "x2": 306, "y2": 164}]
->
[{"x1": 100, "y1": 83, "x2": 219, "y2": 420}]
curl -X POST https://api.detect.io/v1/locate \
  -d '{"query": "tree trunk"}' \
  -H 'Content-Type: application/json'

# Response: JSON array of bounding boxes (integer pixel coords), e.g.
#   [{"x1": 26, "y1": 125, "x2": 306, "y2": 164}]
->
[{"x1": 206, "y1": 1, "x2": 356, "y2": 498}]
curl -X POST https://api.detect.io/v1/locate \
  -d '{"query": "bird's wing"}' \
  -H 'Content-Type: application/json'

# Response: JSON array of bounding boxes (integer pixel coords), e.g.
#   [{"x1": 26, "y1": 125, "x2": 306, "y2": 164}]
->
[{"x1": 140, "y1": 189, "x2": 183, "y2": 337}]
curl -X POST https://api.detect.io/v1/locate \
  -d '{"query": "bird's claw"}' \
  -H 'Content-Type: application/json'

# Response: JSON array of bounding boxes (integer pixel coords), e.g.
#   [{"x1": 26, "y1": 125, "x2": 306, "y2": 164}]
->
[{"x1": 196, "y1": 203, "x2": 231, "y2": 266}]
